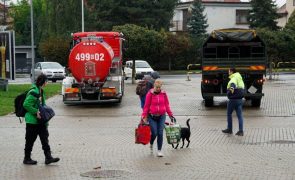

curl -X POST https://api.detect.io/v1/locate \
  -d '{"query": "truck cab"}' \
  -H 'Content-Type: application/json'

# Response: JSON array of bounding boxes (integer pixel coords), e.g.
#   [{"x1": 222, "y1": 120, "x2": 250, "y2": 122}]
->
[{"x1": 201, "y1": 28, "x2": 267, "y2": 107}]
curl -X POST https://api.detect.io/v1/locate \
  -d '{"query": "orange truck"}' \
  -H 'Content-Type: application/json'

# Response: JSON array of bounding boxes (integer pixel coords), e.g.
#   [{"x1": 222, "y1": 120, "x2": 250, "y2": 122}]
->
[
  {"x1": 201, "y1": 29, "x2": 266, "y2": 107},
  {"x1": 62, "y1": 32, "x2": 125, "y2": 104}
]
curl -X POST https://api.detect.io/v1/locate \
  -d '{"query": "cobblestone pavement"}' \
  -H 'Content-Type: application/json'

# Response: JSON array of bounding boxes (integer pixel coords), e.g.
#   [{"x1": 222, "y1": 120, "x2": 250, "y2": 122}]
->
[{"x1": 1, "y1": 74, "x2": 295, "y2": 180}]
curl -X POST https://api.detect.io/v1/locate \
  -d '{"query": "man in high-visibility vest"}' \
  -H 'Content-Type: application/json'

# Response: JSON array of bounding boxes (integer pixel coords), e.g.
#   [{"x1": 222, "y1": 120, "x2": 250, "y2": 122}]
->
[{"x1": 222, "y1": 68, "x2": 245, "y2": 136}]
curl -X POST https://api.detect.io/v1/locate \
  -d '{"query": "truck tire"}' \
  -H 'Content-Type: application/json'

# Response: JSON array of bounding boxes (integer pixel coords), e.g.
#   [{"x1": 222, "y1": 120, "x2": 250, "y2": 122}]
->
[
  {"x1": 251, "y1": 98, "x2": 261, "y2": 107},
  {"x1": 201, "y1": 89, "x2": 205, "y2": 99},
  {"x1": 204, "y1": 98, "x2": 213, "y2": 107},
  {"x1": 121, "y1": 82, "x2": 124, "y2": 96},
  {"x1": 116, "y1": 97, "x2": 122, "y2": 103}
]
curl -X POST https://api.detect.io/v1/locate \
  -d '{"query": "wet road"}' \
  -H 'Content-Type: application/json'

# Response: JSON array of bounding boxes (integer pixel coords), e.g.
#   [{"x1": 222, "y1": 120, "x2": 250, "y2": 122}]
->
[{"x1": 1, "y1": 74, "x2": 295, "y2": 179}]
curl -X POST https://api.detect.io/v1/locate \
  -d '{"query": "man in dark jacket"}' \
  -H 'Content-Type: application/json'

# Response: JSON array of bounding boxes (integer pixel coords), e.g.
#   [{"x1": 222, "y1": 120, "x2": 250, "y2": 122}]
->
[
  {"x1": 23, "y1": 74, "x2": 60, "y2": 165},
  {"x1": 138, "y1": 72, "x2": 160, "y2": 109},
  {"x1": 222, "y1": 68, "x2": 245, "y2": 136}
]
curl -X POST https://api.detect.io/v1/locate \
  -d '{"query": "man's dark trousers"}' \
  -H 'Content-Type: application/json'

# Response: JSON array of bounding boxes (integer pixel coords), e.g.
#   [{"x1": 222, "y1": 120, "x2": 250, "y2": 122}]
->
[{"x1": 24, "y1": 123, "x2": 51, "y2": 156}]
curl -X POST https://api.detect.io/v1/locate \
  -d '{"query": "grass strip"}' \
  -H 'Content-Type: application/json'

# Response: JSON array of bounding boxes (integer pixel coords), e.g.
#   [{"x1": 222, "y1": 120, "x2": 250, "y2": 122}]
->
[{"x1": 0, "y1": 83, "x2": 61, "y2": 116}]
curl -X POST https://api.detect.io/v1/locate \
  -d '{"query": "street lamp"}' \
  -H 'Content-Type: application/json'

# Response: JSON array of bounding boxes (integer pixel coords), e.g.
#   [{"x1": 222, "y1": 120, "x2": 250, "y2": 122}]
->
[
  {"x1": 30, "y1": 0, "x2": 35, "y2": 83},
  {"x1": 81, "y1": 0, "x2": 84, "y2": 32}
]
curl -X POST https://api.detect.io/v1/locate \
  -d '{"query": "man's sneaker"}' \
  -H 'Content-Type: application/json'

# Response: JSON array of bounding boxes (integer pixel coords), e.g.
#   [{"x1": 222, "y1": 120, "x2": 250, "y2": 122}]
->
[
  {"x1": 150, "y1": 144, "x2": 153, "y2": 154},
  {"x1": 157, "y1": 150, "x2": 164, "y2": 157},
  {"x1": 235, "y1": 131, "x2": 244, "y2": 136},
  {"x1": 222, "y1": 129, "x2": 233, "y2": 134}
]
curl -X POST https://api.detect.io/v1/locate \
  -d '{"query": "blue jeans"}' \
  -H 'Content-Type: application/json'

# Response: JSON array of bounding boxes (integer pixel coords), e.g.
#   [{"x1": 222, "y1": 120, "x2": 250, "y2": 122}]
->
[
  {"x1": 140, "y1": 95, "x2": 146, "y2": 109},
  {"x1": 227, "y1": 99, "x2": 244, "y2": 131},
  {"x1": 148, "y1": 115, "x2": 166, "y2": 151}
]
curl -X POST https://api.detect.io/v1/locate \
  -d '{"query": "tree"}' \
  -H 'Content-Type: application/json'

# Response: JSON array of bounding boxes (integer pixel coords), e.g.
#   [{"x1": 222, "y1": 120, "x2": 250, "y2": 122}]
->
[
  {"x1": 285, "y1": 10, "x2": 295, "y2": 31},
  {"x1": 85, "y1": 0, "x2": 178, "y2": 31},
  {"x1": 187, "y1": 0, "x2": 208, "y2": 36},
  {"x1": 0, "y1": 0, "x2": 11, "y2": 25},
  {"x1": 113, "y1": 24, "x2": 164, "y2": 62},
  {"x1": 9, "y1": 0, "x2": 32, "y2": 45},
  {"x1": 248, "y1": 0, "x2": 279, "y2": 30},
  {"x1": 162, "y1": 33, "x2": 190, "y2": 71},
  {"x1": 257, "y1": 28, "x2": 295, "y2": 70},
  {"x1": 113, "y1": 24, "x2": 164, "y2": 83},
  {"x1": 45, "y1": 0, "x2": 81, "y2": 37},
  {"x1": 39, "y1": 36, "x2": 70, "y2": 66}
]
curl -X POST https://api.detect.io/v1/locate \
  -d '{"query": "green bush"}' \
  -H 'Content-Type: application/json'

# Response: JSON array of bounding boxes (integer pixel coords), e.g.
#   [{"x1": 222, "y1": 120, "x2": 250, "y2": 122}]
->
[
  {"x1": 39, "y1": 36, "x2": 71, "y2": 66},
  {"x1": 257, "y1": 28, "x2": 295, "y2": 65},
  {"x1": 113, "y1": 24, "x2": 164, "y2": 67}
]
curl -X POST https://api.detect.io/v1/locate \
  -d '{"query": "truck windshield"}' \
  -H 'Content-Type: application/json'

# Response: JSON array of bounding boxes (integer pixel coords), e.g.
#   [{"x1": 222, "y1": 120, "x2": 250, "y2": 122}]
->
[
  {"x1": 42, "y1": 63, "x2": 63, "y2": 69},
  {"x1": 135, "y1": 61, "x2": 150, "y2": 68}
]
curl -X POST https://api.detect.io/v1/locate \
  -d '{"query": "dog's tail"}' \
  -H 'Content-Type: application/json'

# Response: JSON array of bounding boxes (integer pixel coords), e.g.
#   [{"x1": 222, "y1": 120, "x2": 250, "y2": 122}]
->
[{"x1": 186, "y1": 118, "x2": 190, "y2": 130}]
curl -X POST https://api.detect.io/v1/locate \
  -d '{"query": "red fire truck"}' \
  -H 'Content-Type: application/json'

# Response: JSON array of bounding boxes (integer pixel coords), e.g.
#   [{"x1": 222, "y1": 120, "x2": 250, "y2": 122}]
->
[{"x1": 62, "y1": 32, "x2": 125, "y2": 104}]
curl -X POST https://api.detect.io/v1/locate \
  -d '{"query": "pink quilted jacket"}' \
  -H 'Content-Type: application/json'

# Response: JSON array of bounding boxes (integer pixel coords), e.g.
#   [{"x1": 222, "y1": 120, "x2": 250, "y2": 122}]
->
[{"x1": 142, "y1": 89, "x2": 173, "y2": 118}]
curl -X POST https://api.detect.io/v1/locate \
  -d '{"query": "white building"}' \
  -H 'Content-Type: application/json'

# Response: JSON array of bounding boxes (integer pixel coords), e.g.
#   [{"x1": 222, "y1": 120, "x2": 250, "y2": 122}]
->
[
  {"x1": 277, "y1": 0, "x2": 295, "y2": 27},
  {"x1": 170, "y1": 0, "x2": 251, "y2": 33}
]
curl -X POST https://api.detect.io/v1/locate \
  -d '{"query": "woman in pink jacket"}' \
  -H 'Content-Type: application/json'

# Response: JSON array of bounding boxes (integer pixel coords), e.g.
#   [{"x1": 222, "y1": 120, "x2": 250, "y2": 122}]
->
[{"x1": 142, "y1": 80, "x2": 174, "y2": 157}]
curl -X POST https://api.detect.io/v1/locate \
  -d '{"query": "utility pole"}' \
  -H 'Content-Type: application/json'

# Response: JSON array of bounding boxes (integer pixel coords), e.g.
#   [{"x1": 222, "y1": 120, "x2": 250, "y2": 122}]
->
[
  {"x1": 81, "y1": 0, "x2": 84, "y2": 32},
  {"x1": 30, "y1": 0, "x2": 35, "y2": 83}
]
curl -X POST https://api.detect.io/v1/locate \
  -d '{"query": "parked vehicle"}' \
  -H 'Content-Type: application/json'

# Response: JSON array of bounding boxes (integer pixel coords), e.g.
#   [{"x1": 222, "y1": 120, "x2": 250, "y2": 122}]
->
[
  {"x1": 61, "y1": 32, "x2": 125, "y2": 104},
  {"x1": 124, "y1": 60, "x2": 154, "y2": 80},
  {"x1": 201, "y1": 28, "x2": 267, "y2": 107},
  {"x1": 31, "y1": 62, "x2": 66, "y2": 82}
]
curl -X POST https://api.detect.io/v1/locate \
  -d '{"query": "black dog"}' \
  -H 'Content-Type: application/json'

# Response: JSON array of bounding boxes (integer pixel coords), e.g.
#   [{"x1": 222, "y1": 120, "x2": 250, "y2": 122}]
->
[{"x1": 172, "y1": 118, "x2": 191, "y2": 149}]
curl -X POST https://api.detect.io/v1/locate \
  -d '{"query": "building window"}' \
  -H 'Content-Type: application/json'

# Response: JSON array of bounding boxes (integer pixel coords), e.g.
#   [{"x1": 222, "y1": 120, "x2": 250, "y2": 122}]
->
[{"x1": 236, "y1": 10, "x2": 249, "y2": 24}]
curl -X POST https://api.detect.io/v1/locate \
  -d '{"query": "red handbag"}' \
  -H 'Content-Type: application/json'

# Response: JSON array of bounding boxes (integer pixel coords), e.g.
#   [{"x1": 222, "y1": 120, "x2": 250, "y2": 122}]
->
[{"x1": 135, "y1": 120, "x2": 151, "y2": 145}]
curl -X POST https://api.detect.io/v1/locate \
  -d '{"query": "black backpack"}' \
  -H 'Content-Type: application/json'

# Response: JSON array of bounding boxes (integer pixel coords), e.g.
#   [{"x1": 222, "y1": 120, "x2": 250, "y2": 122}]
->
[
  {"x1": 136, "y1": 80, "x2": 147, "y2": 96},
  {"x1": 14, "y1": 88, "x2": 39, "y2": 123}
]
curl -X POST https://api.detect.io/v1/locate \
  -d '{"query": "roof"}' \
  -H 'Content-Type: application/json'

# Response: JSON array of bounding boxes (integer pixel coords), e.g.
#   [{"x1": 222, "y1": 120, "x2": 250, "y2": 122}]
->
[
  {"x1": 126, "y1": 60, "x2": 147, "y2": 63},
  {"x1": 182, "y1": 0, "x2": 241, "y2": 2},
  {"x1": 202, "y1": 0, "x2": 241, "y2": 2},
  {"x1": 277, "y1": 4, "x2": 288, "y2": 15},
  {"x1": 180, "y1": 0, "x2": 245, "y2": 4},
  {"x1": 177, "y1": 0, "x2": 249, "y2": 8},
  {"x1": 72, "y1": 32, "x2": 121, "y2": 38},
  {"x1": 39, "y1": 62, "x2": 61, "y2": 64}
]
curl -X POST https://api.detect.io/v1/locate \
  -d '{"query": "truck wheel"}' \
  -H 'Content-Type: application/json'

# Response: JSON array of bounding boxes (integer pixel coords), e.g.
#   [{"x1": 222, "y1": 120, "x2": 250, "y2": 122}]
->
[
  {"x1": 204, "y1": 98, "x2": 213, "y2": 107},
  {"x1": 201, "y1": 89, "x2": 205, "y2": 99},
  {"x1": 244, "y1": 97, "x2": 251, "y2": 101},
  {"x1": 251, "y1": 99, "x2": 261, "y2": 107},
  {"x1": 116, "y1": 97, "x2": 122, "y2": 103},
  {"x1": 121, "y1": 82, "x2": 124, "y2": 96}
]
